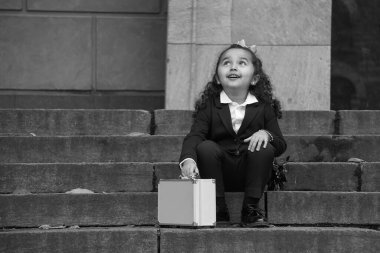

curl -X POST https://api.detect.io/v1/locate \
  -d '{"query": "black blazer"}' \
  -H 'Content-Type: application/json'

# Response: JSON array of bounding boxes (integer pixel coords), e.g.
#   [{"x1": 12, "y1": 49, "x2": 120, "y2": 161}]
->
[{"x1": 180, "y1": 95, "x2": 287, "y2": 162}]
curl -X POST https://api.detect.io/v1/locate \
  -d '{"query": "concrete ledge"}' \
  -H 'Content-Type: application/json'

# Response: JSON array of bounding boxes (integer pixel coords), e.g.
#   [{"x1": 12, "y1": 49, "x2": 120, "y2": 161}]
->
[
  {"x1": 0, "y1": 193, "x2": 157, "y2": 227},
  {"x1": 0, "y1": 163, "x2": 154, "y2": 193},
  {"x1": 284, "y1": 162, "x2": 358, "y2": 191},
  {"x1": 339, "y1": 110, "x2": 380, "y2": 134},
  {"x1": 0, "y1": 0, "x2": 22, "y2": 10},
  {"x1": 267, "y1": 191, "x2": 380, "y2": 225},
  {"x1": 362, "y1": 162, "x2": 380, "y2": 192},
  {"x1": 0, "y1": 227, "x2": 157, "y2": 253},
  {"x1": 0, "y1": 135, "x2": 184, "y2": 163},
  {"x1": 0, "y1": 93, "x2": 164, "y2": 110},
  {"x1": 0, "y1": 109, "x2": 151, "y2": 136},
  {"x1": 160, "y1": 227, "x2": 379, "y2": 253},
  {"x1": 27, "y1": 0, "x2": 161, "y2": 13},
  {"x1": 153, "y1": 110, "x2": 336, "y2": 135}
]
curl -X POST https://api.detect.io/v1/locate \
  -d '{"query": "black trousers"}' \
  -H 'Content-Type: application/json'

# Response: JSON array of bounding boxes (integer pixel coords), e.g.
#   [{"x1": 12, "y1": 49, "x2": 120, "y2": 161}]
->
[{"x1": 196, "y1": 140, "x2": 274, "y2": 199}]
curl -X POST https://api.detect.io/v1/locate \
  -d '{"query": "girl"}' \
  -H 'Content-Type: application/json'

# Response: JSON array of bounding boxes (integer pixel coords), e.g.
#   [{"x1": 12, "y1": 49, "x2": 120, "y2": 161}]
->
[{"x1": 179, "y1": 40, "x2": 287, "y2": 227}]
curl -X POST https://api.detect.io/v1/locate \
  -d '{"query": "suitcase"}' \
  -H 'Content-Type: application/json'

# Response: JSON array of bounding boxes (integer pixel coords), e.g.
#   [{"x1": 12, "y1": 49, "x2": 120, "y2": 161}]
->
[{"x1": 158, "y1": 179, "x2": 216, "y2": 227}]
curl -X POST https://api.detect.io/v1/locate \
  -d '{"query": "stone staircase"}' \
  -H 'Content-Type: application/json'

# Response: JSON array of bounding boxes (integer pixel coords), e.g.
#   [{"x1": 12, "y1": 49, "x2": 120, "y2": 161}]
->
[{"x1": 0, "y1": 109, "x2": 379, "y2": 252}]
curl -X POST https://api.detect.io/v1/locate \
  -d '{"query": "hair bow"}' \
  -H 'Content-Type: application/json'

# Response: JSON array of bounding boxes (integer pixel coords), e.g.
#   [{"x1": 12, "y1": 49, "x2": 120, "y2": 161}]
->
[{"x1": 236, "y1": 39, "x2": 257, "y2": 53}]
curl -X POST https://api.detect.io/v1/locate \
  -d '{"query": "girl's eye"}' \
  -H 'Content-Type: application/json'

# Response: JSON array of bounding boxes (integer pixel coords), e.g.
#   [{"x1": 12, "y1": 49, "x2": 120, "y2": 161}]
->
[
  {"x1": 222, "y1": 61, "x2": 230, "y2": 66},
  {"x1": 239, "y1": 61, "x2": 247, "y2": 66}
]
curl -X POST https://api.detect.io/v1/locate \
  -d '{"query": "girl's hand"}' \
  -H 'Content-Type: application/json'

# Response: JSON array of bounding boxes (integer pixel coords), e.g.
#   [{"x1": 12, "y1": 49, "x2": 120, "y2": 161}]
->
[
  {"x1": 181, "y1": 159, "x2": 199, "y2": 178},
  {"x1": 243, "y1": 130, "x2": 269, "y2": 152}
]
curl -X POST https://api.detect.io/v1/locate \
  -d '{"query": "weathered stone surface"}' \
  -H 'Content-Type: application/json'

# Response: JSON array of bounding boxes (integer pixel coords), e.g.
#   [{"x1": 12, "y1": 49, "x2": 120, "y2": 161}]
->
[
  {"x1": 0, "y1": 163, "x2": 154, "y2": 193},
  {"x1": 0, "y1": 92, "x2": 164, "y2": 109},
  {"x1": 27, "y1": 0, "x2": 160, "y2": 13},
  {"x1": 165, "y1": 44, "x2": 192, "y2": 109},
  {"x1": 267, "y1": 191, "x2": 380, "y2": 224},
  {"x1": 281, "y1": 135, "x2": 380, "y2": 162},
  {"x1": 0, "y1": 0, "x2": 22, "y2": 10},
  {"x1": 195, "y1": 0, "x2": 232, "y2": 44},
  {"x1": 280, "y1": 111, "x2": 335, "y2": 135},
  {"x1": 154, "y1": 110, "x2": 193, "y2": 135},
  {"x1": 0, "y1": 16, "x2": 92, "y2": 90},
  {"x1": 0, "y1": 227, "x2": 157, "y2": 253},
  {"x1": 154, "y1": 110, "x2": 335, "y2": 135},
  {"x1": 284, "y1": 162, "x2": 359, "y2": 191},
  {"x1": 0, "y1": 109, "x2": 151, "y2": 136},
  {"x1": 257, "y1": 46, "x2": 331, "y2": 110},
  {"x1": 96, "y1": 17, "x2": 166, "y2": 90},
  {"x1": 339, "y1": 110, "x2": 380, "y2": 134},
  {"x1": 160, "y1": 227, "x2": 380, "y2": 253},
  {"x1": 167, "y1": 0, "x2": 192, "y2": 43},
  {"x1": 0, "y1": 135, "x2": 183, "y2": 163},
  {"x1": 232, "y1": 0, "x2": 331, "y2": 45},
  {"x1": 0, "y1": 193, "x2": 157, "y2": 227},
  {"x1": 362, "y1": 162, "x2": 380, "y2": 192}
]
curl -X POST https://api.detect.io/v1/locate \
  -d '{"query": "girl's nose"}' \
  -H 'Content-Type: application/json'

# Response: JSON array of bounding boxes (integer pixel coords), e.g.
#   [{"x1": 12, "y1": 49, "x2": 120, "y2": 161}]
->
[{"x1": 230, "y1": 64, "x2": 237, "y2": 71}]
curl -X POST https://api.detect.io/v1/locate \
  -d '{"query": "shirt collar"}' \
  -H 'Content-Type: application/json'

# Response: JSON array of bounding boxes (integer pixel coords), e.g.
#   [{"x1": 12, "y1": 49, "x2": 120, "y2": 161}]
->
[{"x1": 220, "y1": 90, "x2": 258, "y2": 105}]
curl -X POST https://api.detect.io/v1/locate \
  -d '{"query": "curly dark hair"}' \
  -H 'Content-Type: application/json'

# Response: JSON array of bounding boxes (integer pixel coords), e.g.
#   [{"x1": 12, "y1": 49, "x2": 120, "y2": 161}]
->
[{"x1": 194, "y1": 44, "x2": 282, "y2": 119}]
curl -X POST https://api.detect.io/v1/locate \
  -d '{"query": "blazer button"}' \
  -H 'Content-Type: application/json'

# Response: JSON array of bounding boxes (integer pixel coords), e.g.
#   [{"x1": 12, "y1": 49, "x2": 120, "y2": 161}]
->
[{"x1": 235, "y1": 150, "x2": 240, "y2": 156}]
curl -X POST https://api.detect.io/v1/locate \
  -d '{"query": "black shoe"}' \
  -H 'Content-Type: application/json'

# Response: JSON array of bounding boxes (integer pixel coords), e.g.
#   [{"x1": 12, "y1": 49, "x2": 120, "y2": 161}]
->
[
  {"x1": 241, "y1": 204, "x2": 270, "y2": 228},
  {"x1": 216, "y1": 203, "x2": 230, "y2": 223}
]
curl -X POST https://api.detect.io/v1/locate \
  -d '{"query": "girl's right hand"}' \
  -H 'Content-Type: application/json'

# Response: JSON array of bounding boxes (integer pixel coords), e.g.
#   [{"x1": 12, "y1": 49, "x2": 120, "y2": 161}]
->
[{"x1": 181, "y1": 159, "x2": 199, "y2": 178}]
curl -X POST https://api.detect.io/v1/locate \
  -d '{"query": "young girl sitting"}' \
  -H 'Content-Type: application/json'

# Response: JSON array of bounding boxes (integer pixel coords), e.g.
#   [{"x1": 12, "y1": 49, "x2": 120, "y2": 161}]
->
[{"x1": 179, "y1": 40, "x2": 287, "y2": 227}]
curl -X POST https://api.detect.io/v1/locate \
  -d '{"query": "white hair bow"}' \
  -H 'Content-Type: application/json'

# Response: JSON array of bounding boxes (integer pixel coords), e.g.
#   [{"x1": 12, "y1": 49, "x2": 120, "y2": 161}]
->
[{"x1": 236, "y1": 39, "x2": 257, "y2": 53}]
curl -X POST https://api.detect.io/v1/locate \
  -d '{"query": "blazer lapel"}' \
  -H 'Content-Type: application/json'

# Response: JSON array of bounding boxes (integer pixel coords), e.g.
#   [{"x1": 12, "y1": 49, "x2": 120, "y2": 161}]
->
[
  {"x1": 237, "y1": 102, "x2": 261, "y2": 135},
  {"x1": 215, "y1": 96, "x2": 236, "y2": 137}
]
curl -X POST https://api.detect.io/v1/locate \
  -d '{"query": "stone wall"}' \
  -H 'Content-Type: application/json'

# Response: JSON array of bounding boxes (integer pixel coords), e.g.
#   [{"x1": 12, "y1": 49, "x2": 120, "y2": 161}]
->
[
  {"x1": 166, "y1": 0, "x2": 332, "y2": 110},
  {"x1": 0, "y1": 0, "x2": 167, "y2": 92}
]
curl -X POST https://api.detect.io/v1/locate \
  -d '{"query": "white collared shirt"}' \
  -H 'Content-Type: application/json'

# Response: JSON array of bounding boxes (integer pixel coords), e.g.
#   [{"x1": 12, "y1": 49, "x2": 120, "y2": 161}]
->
[{"x1": 220, "y1": 90, "x2": 258, "y2": 133}]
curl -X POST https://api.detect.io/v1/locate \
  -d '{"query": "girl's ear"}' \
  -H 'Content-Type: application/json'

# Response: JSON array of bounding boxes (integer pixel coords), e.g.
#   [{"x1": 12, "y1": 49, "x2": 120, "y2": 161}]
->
[
  {"x1": 215, "y1": 75, "x2": 221, "y2": 84},
  {"x1": 250, "y1": 74, "x2": 260, "y2": 86}
]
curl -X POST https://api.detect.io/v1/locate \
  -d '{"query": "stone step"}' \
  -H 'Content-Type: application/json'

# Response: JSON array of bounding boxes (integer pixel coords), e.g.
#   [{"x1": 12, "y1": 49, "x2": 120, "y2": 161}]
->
[
  {"x1": 0, "y1": 193, "x2": 157, "y2": 228},
  {"x1": 155, "y1": 162, "x2": 380, "y2": 192},
  {"x1": 339, "y1": 110, "x2": 380, "y2": 134},
  {"x1": 0, "y1": 109, "x2": 151, "y2": 136},
  {"x1": 0, "y1": 163, "x2": 154, "y2": 194},
  {"x1": 160, "y1": 227, "x2": 380, "y2": 253},
  {"x1": 1, "y1": 135, "x2": 380, "y2": 163},
  {"x1": 0, "y1": 227, "x2": 157, "y2": 253},
  {"x1": 154, "y1": 110, "x2": 336, "y2": 135},
  {"x1": 267, "y1": 191, "x2": 380, "y2": 225}
]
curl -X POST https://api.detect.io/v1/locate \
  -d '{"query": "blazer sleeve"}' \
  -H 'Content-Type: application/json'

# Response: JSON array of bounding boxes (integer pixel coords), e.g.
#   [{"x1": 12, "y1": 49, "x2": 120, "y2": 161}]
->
[
  {"x1": 263, "y1": 103, "x2": 287, "y2": 157},
  {"x1": 179, "y1": 104, "x2": 211, "y2": 163}
]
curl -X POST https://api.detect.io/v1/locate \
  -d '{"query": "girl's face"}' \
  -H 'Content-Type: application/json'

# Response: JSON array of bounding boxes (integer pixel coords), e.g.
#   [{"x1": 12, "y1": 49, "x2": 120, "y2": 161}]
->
[{"x1": 216, "y1": 48, "x2": 256, "y2": 92}]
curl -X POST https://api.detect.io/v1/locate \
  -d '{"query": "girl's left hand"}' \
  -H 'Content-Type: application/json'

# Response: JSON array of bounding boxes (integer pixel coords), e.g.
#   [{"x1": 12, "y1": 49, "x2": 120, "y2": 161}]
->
[{"x1": 243, "y1": 130, "x2": 269, "y2": 152}]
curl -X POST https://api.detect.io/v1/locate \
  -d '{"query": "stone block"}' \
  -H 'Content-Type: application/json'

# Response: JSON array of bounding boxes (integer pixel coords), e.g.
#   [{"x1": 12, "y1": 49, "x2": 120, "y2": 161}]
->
[
  {"x1": 280, "y1": 111, "x2": 335, "y2": 135},
  {"x1": 165, "y1": 44, "x2": 192, "y2": 109},
  {"x1": 362, "y1": 162, "x2": 380, "y2": 192},
  {"x1": 154, "y1": 110, "x2": 193, "y2": 135},
  {"x1": 0, "y1": 0, "x2": 22, "y2": 10},
  {"x1": 195, "y1": 0, "x2": 232, "y2": 44},
  {"x1": 0, "y1": 227, "x2": 157, "y2": 253},
  {"x1": 281, "y1": 135, "x2": 380, "y2": 162},
  {"x1": 267, "y1": 191, "x2": 380, "y2": 224},
  {"x1": 96, "y1": 18, "x2": 166, "y2": 90},
  {"x1": 0, "y1": 109, "x2": 151, "y2": 136},
  {"x1": 0, "y1": 193, "x2": 157, "y2": 227},
  {"x1": 256, "y1": 46, "x2": 331, "y2": 110},
  {"x1": 160, "y1": 227, "x2": 380, "y2": 253},
  {"x1": 284, "y1": 162, "x2": 358, "y2": 191},
  {"x1": 0, "y1": 16, "x2": 92, "y2": 90},
  {"x1": 0, "y1": 92, "x2": 164, "y2": 110},
  {"x1": 27, "y1": 0, "x2": 160, "y2": 13},
  {"x1": 339, "y1": 110, "x2": 380, "y2": 134},
  {"x1": 167, "y1": 0, "x2": 192, "y2": 43},
  {"x1": 0, "y1": 135, "x2": 184, "y2": 163},
  {"x1": 232, "y1": 0, "x2": 331, "y2": 45},
  {"x1": 0, "y1": 163, "x2": 154, "y2": 193}
]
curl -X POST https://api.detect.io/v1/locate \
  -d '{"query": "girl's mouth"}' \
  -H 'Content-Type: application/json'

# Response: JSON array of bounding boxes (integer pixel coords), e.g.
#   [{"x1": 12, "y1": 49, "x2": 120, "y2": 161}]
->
[{"x1": 227, "y1": 74, "x2": 241, "y2": 79}]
